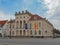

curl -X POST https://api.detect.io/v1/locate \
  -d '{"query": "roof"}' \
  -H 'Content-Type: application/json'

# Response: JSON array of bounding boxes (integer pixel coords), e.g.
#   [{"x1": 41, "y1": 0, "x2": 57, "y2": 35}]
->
[
  {"x1": 46, "y1": 20, "x2": 53, "y2": 27},
  {"x1": 15, "y1": 10, "x2": 32, "y2": 16},
  {"x1": 29, "y1": 14, "x2": 43, "y2": 21},
  {"x1": 0, "y1": 20, "x2": 7, "y2": 27},
  {"x1": 8, "y1": 19, "x2": 15, "y2": 23}
]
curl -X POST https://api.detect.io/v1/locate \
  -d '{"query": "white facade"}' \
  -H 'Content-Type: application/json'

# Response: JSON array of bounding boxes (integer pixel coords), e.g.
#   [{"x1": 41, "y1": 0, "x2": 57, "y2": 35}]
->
[
  {"x1": 0, "y1": 20, "x2": 8, "y2": 37},
  {"x1": 0, "y1": 10, "x2": 54, "y2": 38},
  {"x1": 6, "y1": 10, "x2": 54, "y2": 38}
]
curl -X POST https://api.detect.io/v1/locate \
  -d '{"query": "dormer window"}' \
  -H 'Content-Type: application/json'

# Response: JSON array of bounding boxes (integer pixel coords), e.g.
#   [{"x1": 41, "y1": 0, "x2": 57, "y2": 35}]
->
[{"x1": 34, "y1": 16, "x2": 37, "y2": 20}]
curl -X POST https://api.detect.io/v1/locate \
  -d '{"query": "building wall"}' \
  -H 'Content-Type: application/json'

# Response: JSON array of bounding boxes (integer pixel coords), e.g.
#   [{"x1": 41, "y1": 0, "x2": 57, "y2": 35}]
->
[
  {"x1": 28, "y1": 20, "x2": 42, "y2": 36},
  {"x1": 14, "y1": 14, "x2": 31, "y2": 36},
  {"x1": 15, "y1": 14, "x2": 31, "y2": 29},
  {"x1": 28, "y1": 20, "x2": 54, "y2": 37},
  {"x1": 41, "y1": 20, "x2": 54, "y2": 37},
  {"x1": 7, "y1": 12, "x2": 54, "y2": 37}
]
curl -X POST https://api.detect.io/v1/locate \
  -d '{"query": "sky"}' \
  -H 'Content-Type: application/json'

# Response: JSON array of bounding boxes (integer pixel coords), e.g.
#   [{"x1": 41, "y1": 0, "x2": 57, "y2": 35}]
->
[{"x1": 0, "y1": 0, "x2": 60, "y2": 30}]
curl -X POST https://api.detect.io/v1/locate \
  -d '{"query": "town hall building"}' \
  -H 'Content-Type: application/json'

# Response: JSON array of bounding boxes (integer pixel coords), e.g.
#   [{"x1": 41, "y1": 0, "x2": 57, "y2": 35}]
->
[{"x1": 6, "y1": 10, "x2": 54, "y2": 38}]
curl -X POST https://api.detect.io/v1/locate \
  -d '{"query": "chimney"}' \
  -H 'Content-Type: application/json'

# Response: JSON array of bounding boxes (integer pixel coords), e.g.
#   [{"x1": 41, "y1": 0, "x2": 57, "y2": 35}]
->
[
  {"x1": 22, "y1": 11, "x2": 24, "y2": 14},
  {"x1": 19, "y1": 11, "x2": 21, "y2": 14}
]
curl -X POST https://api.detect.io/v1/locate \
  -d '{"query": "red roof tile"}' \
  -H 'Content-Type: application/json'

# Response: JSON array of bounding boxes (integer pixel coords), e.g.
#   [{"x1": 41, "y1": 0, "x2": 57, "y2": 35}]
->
[
  {"x1": 0, "y1": 20, "x2": 7, "y2": 27},
  {"x1": 29, "y1": 14, "x2": 43, "y2": 21}
]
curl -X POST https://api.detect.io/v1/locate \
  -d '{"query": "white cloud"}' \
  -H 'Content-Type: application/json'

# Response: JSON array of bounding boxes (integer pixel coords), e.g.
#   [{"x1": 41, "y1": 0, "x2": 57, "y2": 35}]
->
[
  {"x1": 23, "y1": 0, "x2": 33, "y2": 6},
  {"x1": 0, "y1": 10, "x2": 14, "y2": 20},
  {"x1": 44, "y1": 0, "x2": 60, "y2": 30},
  {"x1": 44, "y1": 0, "x2": 60, "y2": 18},
  {"x1": 44, "y1": 0, "x2": 59, "y2": 9}
]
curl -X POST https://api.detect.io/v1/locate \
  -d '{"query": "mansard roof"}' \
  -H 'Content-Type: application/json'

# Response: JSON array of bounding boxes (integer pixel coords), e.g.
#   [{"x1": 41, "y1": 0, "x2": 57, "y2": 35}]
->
[
  {"x1": 29, "y1": 14, "x2": 44, "y2": 21},
  {"x1": 46, "y1": 20, "x2": 54, "y2": 27},
  {"x1": 29, "y1": 14, "x2": 53, "y2": 27}
]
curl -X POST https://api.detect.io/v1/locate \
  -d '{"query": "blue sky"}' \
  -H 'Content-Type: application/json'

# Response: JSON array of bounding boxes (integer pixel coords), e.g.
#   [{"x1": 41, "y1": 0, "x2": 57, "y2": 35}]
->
[
  {"x1": 0, "y1": 0, "x2": 60, "y2": 30},
  {"x1": 0, "y1": 0, "x2": 48, "y2": 15}
]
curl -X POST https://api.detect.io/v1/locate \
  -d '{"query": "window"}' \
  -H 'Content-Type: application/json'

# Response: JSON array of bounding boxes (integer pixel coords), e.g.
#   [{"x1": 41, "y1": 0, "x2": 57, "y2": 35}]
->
[
  {"x1": 20, "y1": 21, "x2": 22, "y2": 28},
  {"x1": 27, "y1": 17, "x2": 29, "y2": 18},
  {"x1": 27, "y1": 30, "x2": 29, "y2": 35},
  {"x1": 16, "y1": 30, "x2": 18, "y2": 35},
  {"x1": 7, "y1": 25, "x2": 8, "y2": 28},
  {"x1": 23, "y1": 30, "x2": 25, "y2": 36},
  {"x1": 13, "y1": 25, "x2": 14, "y2": 28},
  {"x1": 35, "y1": 30, "x2": 37, "y2": 35},
  {"x1": 30, "y1": 23, "x2": 32, "y2": 29},
  {"x1": 45, "y1": 31, "x2": 47, "y2": 34},
  {"x1": 12, "y1": 31, "x2": 14, "y2": 35},
  {"x1": 24, "y1": 16, "x2": 25, "y2": 18},
  {"x1": 16, "y1": 21, "x2": 18, "y2": 23},
  {"x1": 24, "y1": 20, "x2": 26, "y2": 24},
  {"x1": 4, "y1": 31, "x2": 6, "y2": 36},
  {"x1": 20, "y1": 30, "x2": 22, "y2": 36},
  {"x1": 30, "y1": 30, "x2": 32, "y2": 35},
  {"x1": 39, "y1": 30, "x2": 41, "y2": 34},
  {"x1": 16, "y1": 21, "x2": 19, "y2": 28},
  {"x1": 10, "y1": 24, "x2": 11, "y2": 28},
  {"x1": 39, "y1": 22, "x2": 41, "y2": 27},
  {"x1": 34, "y1": 16, "x2": 37, "y2": 20}
]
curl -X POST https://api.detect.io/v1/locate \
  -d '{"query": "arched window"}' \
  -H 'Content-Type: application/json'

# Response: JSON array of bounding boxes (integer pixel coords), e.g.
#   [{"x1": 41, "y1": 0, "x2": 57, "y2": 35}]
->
[
  {"x1": 16, "y1": 21, "x2": 19, "y2": 28},
  {"x1": 27, "y1": 30, "x2": 29, "y2": 35},
  {"x1": 35, "y1": 30, "x2": 37, "y2": 35},
  {"x1": 24, "y1": 20, "x2": 26, "y2": 24},
  {"x1": 16, "y1": 21, "x2": 18, "y2": 23},
  {"x1": 13, "y1": 25, "x2": 14, "y2": 28},
  {"x1": 20, "y1": 30, "x2": 22, "y2": 36},
  {"x1": 45, "y1": 31, "x2": 47, "y2": 34},
  {"x1": 20, "y1": 21, "x2": 22, "y2": 28},
  {"x1": 23, "y1": 30, "x2": 25, "y2": 36},
  {"x1": 16, "y1": 30, "x2": 18, "y2": 35}
]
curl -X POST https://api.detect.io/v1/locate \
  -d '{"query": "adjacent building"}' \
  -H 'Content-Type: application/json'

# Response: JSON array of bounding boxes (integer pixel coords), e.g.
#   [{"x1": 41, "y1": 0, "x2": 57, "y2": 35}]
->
[{"x1": 0, "y1": 20, "x2": 8, "y2": 37}]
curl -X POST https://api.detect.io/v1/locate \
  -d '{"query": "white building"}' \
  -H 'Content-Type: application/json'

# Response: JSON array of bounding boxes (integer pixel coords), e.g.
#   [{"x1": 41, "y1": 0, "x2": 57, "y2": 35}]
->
[
  {"x1": 7, "y1": 10, "x2": 54, "y2": 38},
  {"x1": 0, "y1": 20, "x2": 8, "y2": 37}
]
